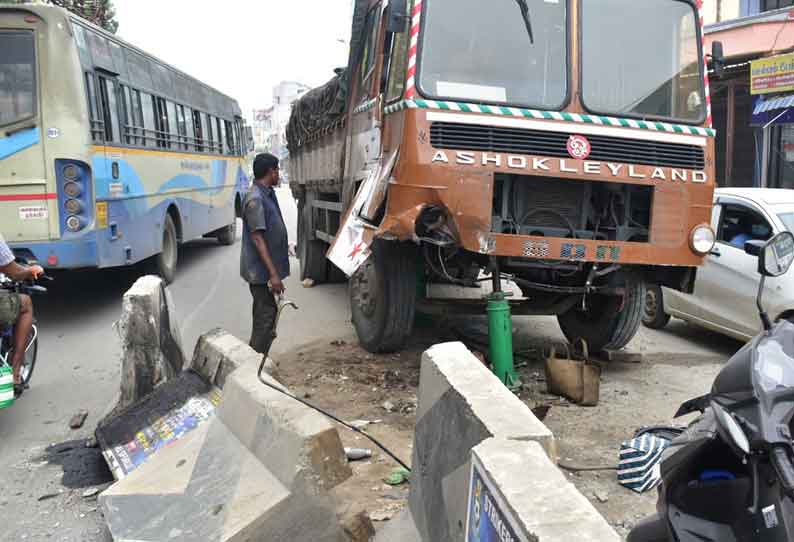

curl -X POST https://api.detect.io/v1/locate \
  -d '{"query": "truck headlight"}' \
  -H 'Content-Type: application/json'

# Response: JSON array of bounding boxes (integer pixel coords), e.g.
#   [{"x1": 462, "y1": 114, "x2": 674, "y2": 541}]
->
[{"x1": 691, "y1": 225, "x2": 716, "y2": 255}]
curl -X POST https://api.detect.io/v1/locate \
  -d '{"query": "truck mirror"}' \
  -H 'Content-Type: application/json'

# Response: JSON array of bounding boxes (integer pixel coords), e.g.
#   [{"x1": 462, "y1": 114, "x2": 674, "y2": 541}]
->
[
  {"x1": 387, "y1": 0, "x2": 409, "y2": 33},
  {"x1": 758, "y1": 232, "x2": 794, "y2": 278},
  {"x1": 711, "y1": 41, "x2": 725, "y2": 79}
]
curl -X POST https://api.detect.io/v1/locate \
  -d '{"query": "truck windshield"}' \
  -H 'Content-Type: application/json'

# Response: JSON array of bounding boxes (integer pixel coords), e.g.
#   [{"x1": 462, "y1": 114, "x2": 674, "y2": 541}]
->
[
  {"x1": 418, "y1": 0, "x2": 567, "y2": 109},
  {"x1": 0, "y1": 31, "x2": 37, "y2": 128},
  {"x1": 581, "y1": 0, "x2": 705, "y2": 123}
]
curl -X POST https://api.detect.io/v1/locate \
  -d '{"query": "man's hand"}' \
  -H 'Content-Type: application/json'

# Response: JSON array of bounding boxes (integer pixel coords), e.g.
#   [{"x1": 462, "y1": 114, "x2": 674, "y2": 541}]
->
[
  {"x1": 27, "y1": 265, "x2": 44, "y2": 281},
  {"x1": 269, "y1": 276, "x2": 285, "y2": 296}
]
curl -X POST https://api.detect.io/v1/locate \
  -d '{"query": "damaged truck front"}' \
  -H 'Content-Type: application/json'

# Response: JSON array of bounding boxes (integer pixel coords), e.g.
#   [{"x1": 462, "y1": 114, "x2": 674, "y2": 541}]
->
[{"x1": 288, "y1": 0, "x2": 717, "y2": 354}]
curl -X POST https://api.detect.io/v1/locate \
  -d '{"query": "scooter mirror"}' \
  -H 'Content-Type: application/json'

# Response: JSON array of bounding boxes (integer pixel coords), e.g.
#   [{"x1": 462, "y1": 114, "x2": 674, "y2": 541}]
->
[{"x1": 759, "y1": 232, "x2": 794, "y2": 278}]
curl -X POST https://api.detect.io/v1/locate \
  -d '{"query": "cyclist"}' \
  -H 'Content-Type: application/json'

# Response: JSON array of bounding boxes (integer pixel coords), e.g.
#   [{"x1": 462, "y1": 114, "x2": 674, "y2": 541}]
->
[{"x1": 0, "y1": 233, "x2": 43, "y2": 396}]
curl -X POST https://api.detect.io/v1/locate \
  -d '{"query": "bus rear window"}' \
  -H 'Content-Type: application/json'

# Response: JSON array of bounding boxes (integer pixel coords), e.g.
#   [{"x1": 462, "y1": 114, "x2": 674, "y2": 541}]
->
[{"x1": 0, "y1": 31, "x2": 36, "y2": 127}]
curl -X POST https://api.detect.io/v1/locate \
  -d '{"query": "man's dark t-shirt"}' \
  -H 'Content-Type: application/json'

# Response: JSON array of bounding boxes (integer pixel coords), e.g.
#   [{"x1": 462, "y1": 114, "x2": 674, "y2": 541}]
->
[{"x1": 240, "y1": 184, "x2": 290, "y2": 285}]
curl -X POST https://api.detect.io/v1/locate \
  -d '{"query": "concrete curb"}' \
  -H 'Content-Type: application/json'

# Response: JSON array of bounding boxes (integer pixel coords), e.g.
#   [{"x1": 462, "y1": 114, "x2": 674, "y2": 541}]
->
[
  {"x1": 100, "y1": 324, "x2": 357, "y2": 541},
  {"x1": 394, "y1": 341, "x2": 617, "y2": 542}
]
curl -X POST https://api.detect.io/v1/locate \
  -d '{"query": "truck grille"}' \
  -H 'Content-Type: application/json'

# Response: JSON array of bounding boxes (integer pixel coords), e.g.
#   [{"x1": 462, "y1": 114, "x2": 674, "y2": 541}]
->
[{"x1": 430, "y1": 122, "x2": 705, "y2": 170}]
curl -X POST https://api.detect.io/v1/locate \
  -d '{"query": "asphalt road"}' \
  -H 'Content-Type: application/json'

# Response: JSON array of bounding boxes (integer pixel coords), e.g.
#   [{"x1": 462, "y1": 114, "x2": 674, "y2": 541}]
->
[
  {"x1": 0, "y1": 186, "x2": 744, "y2": 541},
  {"x1": 0, "y1": 187, "x2": 352, "y2": 541}
]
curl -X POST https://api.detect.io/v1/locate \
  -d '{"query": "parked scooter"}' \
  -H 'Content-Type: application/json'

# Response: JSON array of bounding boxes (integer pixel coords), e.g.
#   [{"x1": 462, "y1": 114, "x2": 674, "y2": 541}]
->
[{"x1": 628, "y1": 231, "x2": 794, "y2": 542}]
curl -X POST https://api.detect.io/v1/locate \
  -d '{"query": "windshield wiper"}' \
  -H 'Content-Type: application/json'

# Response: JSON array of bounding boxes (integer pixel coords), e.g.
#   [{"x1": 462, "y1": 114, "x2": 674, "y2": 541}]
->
[{"x1": 514, "y1": 0, "x2": 535, "y2": 45}]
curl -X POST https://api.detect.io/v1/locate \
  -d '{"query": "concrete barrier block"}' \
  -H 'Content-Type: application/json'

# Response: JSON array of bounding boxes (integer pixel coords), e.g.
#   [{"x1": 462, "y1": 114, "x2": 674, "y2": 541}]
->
[
  {"x1": 217, "y1": 358, "x2": 352, "y2": 494},
  {"x1": 410, "y1": 342, "x2": 556, "y2": 542},
  {"x1": 471, "y1": 438, "x2": 620, "y2": 542},
  {"x1": 190, "y1": 329, "x2": 263, "y2": 389},
  {"x1": 115, "y1": 276, "x2": 185, "y2": 412}
]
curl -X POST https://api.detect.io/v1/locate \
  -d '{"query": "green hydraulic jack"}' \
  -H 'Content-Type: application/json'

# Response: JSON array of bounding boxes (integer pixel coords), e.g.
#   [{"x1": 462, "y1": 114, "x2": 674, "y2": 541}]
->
[{"x1": 487, "y1": 259, "x2": 521, "y2": 391}]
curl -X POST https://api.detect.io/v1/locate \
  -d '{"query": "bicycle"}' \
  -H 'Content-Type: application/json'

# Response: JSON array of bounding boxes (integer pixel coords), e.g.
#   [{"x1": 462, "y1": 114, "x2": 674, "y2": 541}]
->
[{"x1": 0, "y1": 269, "x2": 49, "y2": 390}]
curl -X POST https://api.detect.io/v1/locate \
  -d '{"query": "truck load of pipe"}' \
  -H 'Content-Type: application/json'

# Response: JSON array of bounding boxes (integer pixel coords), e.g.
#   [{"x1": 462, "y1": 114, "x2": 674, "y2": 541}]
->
[{"x1": 285, "y1": 0, "x2": 371, "y2": 153}]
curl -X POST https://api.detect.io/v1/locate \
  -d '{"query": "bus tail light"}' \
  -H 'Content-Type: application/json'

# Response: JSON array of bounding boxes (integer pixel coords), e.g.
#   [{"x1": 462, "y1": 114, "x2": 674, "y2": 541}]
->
[{"x1": 55, "y1": 160, "x2": 92, "y2": 235}]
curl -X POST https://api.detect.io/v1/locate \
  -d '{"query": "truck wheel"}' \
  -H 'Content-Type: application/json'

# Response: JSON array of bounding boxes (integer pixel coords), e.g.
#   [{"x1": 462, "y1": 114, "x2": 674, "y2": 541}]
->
[
  {"x1": 557, "y1": 277, "x2": 645, "y2": 353},
  {"x1": 299, "y1": 200, "x2": 327, "y2": 283},
  {"x1": 216, "y1": 219, "x2": 237, "y2": 246},
  {"x1": 350, "y1": 241, "x2": 416, "y2": 353},
  {"x1": 153, "y1": 214, "x2": 178, "y2": 284},
  {"x1": 642, "y1": 284, "x2": 671, "y2": 330}
]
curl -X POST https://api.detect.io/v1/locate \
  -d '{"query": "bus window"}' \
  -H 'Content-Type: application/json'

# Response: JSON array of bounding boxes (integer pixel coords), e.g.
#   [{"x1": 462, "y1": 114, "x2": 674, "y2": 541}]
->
[
  {"x1": 216, "y1": 117, "x2": 223, "y2": 154},
  {"x1": 153, "y1": 96, "x2": 170, "y2": 149},
  {"x1": 224, "y1": 120, "x2": 234, "y2": 155},
  {"x1": 192, "y1": 109, "x2": 204, "y2": 151},
  {"x1": 97, "y1": 76, "x2": 120, "y2": 143},
  {"x1": 123, "y1": 87, "x2": 145, "y2": 146},
  {"x1": 140, "y1": 92, "x2": 156, "y2": 147},
  {"x1": 220, "y1": 120, "x2": 228, "y2": 155},
  {"x1": 166, "y1": 101, "x2": 178, "y2": 149},
  {"x1": 204, "y1": 114, "x2": 214, "y2": 153},
  {"x1": 84, "y1": 73, "x2": 104, "y2": 143},
  {"x1": 176, "y1": 105, "x2": 187, "y2": 150}
]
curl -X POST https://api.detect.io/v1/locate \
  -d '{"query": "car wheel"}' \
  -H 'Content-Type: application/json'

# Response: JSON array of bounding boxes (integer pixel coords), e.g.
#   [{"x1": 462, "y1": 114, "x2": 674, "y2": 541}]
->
[{"x1": 642, "y1": 284, "x2": 672, "y2": 330}]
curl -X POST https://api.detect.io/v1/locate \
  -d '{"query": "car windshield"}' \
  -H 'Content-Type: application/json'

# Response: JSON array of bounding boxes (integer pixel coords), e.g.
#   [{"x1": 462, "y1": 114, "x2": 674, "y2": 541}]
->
[
  {"x1": 780, "y1": 213, "x2": 794, "y2": 233},
  {"x1": 418, "y1": 0, "x2": 567, "y2": 109},
  {"x1": 0, "y1": 30, "x2": 37, "y2": 127},
  {"x1": 581, "y1": 0, "x2": 705, "y2": 123}
]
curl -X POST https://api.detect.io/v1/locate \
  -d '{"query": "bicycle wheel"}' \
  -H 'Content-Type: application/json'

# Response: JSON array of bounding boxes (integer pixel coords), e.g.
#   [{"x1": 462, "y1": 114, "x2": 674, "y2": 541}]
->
[{"x1": 19, "y1": 327, "x2": 37, "y2": 387}]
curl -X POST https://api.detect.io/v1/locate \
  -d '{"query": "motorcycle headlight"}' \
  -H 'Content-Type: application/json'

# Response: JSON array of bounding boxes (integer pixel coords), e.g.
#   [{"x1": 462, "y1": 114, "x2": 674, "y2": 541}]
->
[{"x1": 713, "y1": 403, "x2": 750, "y2": 455}]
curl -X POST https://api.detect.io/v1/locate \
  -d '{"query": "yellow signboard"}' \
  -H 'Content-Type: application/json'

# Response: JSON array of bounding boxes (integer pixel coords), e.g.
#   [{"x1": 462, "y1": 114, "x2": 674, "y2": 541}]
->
[{"x1": 751, "y1": 53, "x2": 794, "y2": 95}]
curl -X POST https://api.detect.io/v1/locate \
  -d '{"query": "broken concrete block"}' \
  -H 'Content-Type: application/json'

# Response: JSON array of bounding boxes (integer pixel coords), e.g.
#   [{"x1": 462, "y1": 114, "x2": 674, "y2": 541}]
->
[
  {"x1": 470, "y1": 438, "x2": 620, "y2": 541},
  {"x1": 114, "y1": 276, "x2": 185, "y2": 413},
  {"x1": 99, "y1": 416, "x2": 345, "y2": 541},
  {"x1": 217, "y1": 359, "x2": 352, "y2": 493},
  {"x1": 409, "y1": 342, "x2": 555, "y2": 542},
  {"x1": 190, "y1": 328, "x2": 263, "y2": 390}
]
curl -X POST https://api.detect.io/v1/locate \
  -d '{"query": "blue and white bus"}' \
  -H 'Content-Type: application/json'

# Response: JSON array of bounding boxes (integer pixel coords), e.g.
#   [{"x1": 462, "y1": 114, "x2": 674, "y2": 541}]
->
[{"x1": 0, "y1": 4, "x2": 250, "y2": 282}]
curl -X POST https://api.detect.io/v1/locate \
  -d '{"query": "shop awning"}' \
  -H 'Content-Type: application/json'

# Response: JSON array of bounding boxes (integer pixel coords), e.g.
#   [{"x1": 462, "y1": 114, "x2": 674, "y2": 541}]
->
[{"x1": 754, "y1": 94, "x2": 794, "y2": 115}]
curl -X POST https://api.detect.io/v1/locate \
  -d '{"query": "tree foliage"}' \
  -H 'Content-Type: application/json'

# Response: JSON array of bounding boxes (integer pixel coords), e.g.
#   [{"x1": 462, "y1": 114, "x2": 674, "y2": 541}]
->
[{"x1": 0, "y1": 0, "x2": 118, "y2": 33}]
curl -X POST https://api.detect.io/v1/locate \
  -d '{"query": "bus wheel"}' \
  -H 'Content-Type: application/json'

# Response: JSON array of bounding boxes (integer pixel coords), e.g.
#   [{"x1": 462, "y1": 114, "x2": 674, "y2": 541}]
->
[
  {"x1": 350, "y1": 241, "x2": 416, "y2": 353},
  {"x1": 298, "y1": 200, "x2": 327, "y2": 283},
  {"x1": 556, "y1": 276, "x2": 645, "y2": 353},
  {"x1": 155, "y1": 214, "x2": 178, "y2": 284},
  {"x1": 217, "y1": 219, "x2": 237, "y2": 246}
]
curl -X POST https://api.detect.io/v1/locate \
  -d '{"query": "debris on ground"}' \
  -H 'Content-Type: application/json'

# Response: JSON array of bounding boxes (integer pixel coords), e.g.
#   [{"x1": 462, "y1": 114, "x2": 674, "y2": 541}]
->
[
  {"x1": 348, "y1": 420, "x2": 372, "y2": 430},
  {"x1": 381, "y1": 400, "x2": 395, "y2": 412},
  {"x1": 302, "y1": 278, "x2": 315, "y2": 288},
  {"x1": 594, "y1": 490, "x2": 609, "y2": 503},
  {"x1": 369, "y1": 501, "x2": 405, "y2": 522},
  {"x1": 383, "y1": 468, "x2": 411, "y2": 486},
  {"x1": 331, "y1": 339, "x2": 347, "y2": 347},
  {"x1": 345, "y1": 448, "x2": 373, "y2": 461},
  {"x1": 82, "y1": 488, "x2": 100, "y2": 499},
  {"x1": 69, "y1": 410, "x2": 89, "y2": 430},
  {"x1": 37, "y1": 492, "x2": 60, "y2": 502}
]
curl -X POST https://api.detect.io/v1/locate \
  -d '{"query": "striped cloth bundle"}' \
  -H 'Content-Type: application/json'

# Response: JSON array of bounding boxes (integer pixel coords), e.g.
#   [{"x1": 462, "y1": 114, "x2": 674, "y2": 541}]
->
[
  {"x1": 0, "y1": 363, "x2": 14, "y2": 410},
  {"x1": 617, "y1": 434, "x2": 672, "y2": 493}
]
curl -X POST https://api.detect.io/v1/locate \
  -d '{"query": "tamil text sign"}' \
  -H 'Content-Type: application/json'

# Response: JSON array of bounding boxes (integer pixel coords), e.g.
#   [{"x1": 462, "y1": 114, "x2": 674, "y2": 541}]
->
[{"x1": 751, "y1": 53, "x2": 794, "y2": 95}]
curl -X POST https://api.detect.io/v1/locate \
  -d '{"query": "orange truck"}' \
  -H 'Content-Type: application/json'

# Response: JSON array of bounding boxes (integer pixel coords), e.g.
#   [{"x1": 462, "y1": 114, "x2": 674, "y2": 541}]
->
[{"x1": 288, "y1": 0, "x2": 718, "y2": 354}]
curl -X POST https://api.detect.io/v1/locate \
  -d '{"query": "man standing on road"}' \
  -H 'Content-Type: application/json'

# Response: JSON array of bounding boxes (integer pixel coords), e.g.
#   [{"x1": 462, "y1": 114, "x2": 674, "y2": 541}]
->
[
  {"x1": 240, "y1": 153, "x2": 290, "y2": 358},
  {"x1": 0, "y1": 233, "x2": 43, "y2": 395}
]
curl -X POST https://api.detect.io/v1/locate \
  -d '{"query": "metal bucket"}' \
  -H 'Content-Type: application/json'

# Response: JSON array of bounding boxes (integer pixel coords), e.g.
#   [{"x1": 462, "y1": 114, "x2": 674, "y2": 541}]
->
[{"x1": 0, "y1": 364, "x2": 14, "y2": 410}]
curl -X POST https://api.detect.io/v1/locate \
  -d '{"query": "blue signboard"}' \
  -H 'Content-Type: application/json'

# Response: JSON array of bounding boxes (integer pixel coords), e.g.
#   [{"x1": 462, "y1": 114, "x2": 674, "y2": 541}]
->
[
  {"x1": 465, "y1": 455, "x2": 527, "y2": 542},
  {"x1": 752, "y1": 94, "x2": 794, "y2": 126}
]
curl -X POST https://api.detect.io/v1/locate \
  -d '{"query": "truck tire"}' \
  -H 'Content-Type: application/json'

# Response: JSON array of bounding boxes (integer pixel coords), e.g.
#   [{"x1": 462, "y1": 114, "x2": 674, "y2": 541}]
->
[
  {"x1": 557, "y1": 276, "x2": 645, "y2": 353},
  {"x1": 153, "y1": 214, "x2": 178, "y2": 284},
  {"x1": 350, "y1": 241, "x2": 416, "y2": 353},
  {"x1": 299, "y1": 199, "x2": 327, "y2": 283},
  {"x1": 642, "y1": 284, "x2": 671, "y2": 330}
]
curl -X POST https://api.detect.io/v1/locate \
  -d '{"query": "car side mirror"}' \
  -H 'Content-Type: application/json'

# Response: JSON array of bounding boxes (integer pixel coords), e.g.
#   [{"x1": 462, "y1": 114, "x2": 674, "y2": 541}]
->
[
  {"x1": 757, "y1": 232, "x2": 794, "y2": 277},
  {"x1": 386, "y1": 0, "x2": 409, "y2": 33}
]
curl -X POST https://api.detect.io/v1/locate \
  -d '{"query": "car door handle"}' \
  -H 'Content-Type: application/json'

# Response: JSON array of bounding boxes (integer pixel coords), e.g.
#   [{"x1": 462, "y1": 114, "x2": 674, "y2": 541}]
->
[{"x1": 710, "y1": 248, "x2": 721, "y2": 257}]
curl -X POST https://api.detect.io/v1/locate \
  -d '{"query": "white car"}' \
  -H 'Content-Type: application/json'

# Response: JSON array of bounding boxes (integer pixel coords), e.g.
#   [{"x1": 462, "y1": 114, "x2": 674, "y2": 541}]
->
[{"x1": 644, "y1": 188, "x2": 794, "y2": 341}]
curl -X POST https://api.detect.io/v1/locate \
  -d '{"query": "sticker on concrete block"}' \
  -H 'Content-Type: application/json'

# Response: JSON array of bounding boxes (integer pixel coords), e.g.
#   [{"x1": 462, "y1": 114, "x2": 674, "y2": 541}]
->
[
  {"x1": 102, "y1": 388, "x2": 221, "y2": 479},
  {"x1": 465, "y1": 454, "x2": 529, "y2": 542},
  {"x1": 19, "y1": 206, "x2": 48, "y2": 220}
]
